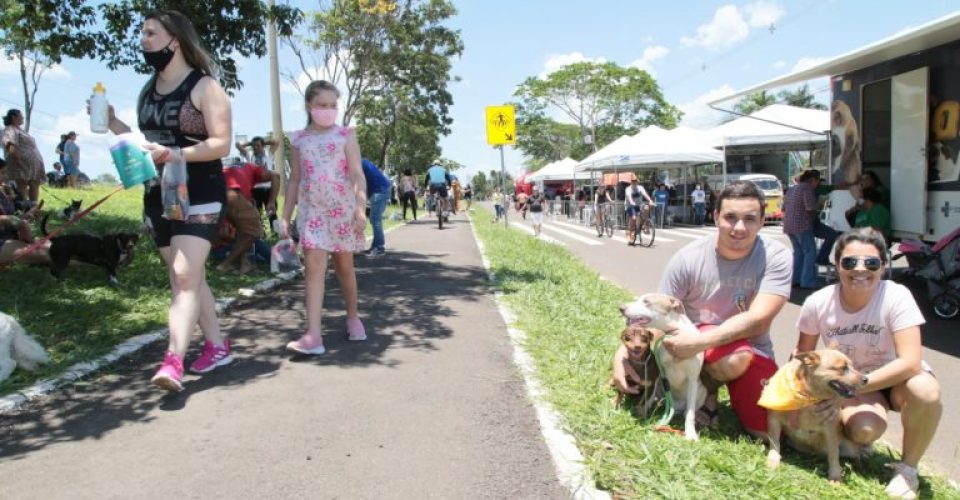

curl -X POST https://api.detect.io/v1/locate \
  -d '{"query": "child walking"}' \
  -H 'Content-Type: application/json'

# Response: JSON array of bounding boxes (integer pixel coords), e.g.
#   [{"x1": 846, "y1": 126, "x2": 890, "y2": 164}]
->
[{"x1": 280, "y1": 80, "x2": 368, "y2": 355}]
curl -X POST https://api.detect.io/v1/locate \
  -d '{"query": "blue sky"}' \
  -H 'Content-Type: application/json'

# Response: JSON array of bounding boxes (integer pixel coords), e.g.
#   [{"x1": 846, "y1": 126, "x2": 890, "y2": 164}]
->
[{"x1": 1, "y1": 1, "x2": 957, "y2": 184}]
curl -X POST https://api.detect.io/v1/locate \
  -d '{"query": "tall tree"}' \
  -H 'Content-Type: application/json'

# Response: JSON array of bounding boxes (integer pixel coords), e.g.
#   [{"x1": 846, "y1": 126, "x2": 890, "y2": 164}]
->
[
  {"x1": 302, "y1": 0, "x2": 462, "y2": 170},
  {"x1": 470, "y1": 171, "x2": 488, "y2": 197},
  {"x1": 777, "y1": 84, "x2": 827, "y2": 110},
  {"x1": 96, "y1": 0, "x2": 302, "y2": 92},
  {"x1": 513, "y1": 61, "x2": 681, "y2": 165},
  {"x1": 0, "y1": 0, "x2": 98, "y2": 131},
  {"x1": 732, "y1": 90, "x2": 778, "y2": 115}
]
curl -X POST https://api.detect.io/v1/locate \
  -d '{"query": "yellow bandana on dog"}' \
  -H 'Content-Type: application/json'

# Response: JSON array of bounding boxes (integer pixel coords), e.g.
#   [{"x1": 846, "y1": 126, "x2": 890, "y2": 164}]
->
[{"x1": 757, "y1": 366, "x2": 820, "y2": 411}]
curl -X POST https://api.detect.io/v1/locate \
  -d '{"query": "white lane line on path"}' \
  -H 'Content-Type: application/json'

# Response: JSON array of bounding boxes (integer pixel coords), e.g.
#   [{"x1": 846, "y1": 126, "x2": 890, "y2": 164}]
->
[
  {"x1": 510, "y1": 222, "x2": 566, "y2": 246},
  {"x1": 469, "y1": 215, "x2": 611, "y2": 500},
  {"x1": 553, "y1": 220, "x2": 676, "y2": 243},
  {"x1": 539, "y1": 223, "x2": 603, "y2": 246}
]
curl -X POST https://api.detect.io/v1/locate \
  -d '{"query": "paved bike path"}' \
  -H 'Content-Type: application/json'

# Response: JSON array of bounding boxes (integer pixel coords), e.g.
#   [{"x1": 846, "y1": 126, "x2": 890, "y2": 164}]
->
[{"x1": 0, "y1": 214, "x2": 565, "y2": 499}]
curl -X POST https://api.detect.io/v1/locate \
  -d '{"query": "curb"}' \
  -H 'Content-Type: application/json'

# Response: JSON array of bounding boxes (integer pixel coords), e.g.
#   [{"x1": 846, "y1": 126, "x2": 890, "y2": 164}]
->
[
  {"x1": 467, "y1": 213, "x2": 611, "y2": 500},
  {"x1": 0, "y1": 219, "x2": 409, "y2": 415}
]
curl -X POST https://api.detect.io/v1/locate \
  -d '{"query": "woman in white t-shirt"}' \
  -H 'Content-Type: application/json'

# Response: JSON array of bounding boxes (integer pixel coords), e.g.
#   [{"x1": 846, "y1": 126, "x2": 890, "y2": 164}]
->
[{"x1": 795, "y1": 228, "x2": 941, "y2": 498}]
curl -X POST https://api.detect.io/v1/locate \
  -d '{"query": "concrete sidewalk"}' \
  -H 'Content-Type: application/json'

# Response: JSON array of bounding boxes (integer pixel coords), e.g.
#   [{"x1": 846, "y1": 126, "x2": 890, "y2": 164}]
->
[{"x1": 0, "y1": 214, "x2": 564, "y2": 499}]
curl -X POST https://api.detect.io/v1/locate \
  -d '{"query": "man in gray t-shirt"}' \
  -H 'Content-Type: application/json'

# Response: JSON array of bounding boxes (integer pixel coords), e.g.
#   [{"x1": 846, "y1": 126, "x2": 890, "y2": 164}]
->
[{"x1": 613, "y1": 181, "x2": 792, "y2": 436}]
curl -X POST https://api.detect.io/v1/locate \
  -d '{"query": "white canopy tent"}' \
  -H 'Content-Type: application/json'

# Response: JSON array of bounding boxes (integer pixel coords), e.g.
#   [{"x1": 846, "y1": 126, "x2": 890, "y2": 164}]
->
[
  {"x1": 576, "y1": 126, "x2": 722, "y2": 172},
  {"x1": 709, "y1": 104, "x2": 829, "y2": 152},
  {"x1": 526, "y1": 157, "x2": 586, "y2": 182}
]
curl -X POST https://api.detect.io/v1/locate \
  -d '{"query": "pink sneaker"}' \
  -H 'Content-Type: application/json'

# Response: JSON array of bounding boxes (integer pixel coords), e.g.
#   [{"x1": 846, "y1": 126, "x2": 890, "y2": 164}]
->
[
  {"x1": 286, "y1": 332, "x2": 326, "y2": 355},
  {"x1": 189, "y1": 339, "x2": 233, "y2": 374},
  {"x1": 346, "y1": 317, "x2": 366, "y2": 341},
  {"x1": 151, "y1": 351, "x2": 184, "y2": 392}
]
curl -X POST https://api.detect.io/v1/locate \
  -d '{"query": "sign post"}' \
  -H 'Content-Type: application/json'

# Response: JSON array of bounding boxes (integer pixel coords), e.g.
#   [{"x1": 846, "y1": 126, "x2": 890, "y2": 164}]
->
[{"x1": 486, "y1": 105, "x2": 516, "y2": 228}]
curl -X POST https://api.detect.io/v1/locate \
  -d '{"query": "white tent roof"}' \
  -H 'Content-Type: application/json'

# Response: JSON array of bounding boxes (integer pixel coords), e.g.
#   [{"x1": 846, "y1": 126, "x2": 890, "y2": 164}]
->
[
  {"x1": 574, "y1": 134, "x2": 639, "y2": 171},
  {"x1": 577, "y1": 126, "x2": 722, "y2": 172},
  {"x1": 526, "y1": 157, "x2": 586, "y2": 181},
  {"x1": 709, "y1": 11, "x2": 960, "y2": 104},
  {"x1": 710, "y1": 104, "x2": 829, "y2": 150}
]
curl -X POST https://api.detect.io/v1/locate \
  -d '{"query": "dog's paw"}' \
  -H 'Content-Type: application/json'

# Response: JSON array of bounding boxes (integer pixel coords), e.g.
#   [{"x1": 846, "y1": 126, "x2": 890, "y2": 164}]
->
[
  {"x1": 766, "y1": 450, "x2": 781, "y2": 470},
  {"x1": 684, "y1": 429, "x2": 699, "y2": 441}
]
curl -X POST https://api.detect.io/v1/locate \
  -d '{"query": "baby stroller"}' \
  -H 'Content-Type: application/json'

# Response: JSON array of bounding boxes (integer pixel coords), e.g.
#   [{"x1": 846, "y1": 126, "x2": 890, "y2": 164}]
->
[{"x1": 892, "y1": 227, "x2": 960, "y2": 319}]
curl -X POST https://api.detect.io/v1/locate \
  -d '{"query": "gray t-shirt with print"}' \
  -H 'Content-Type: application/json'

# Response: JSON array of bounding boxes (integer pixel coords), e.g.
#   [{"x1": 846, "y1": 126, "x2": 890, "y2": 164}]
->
[{"x1": 658, "y1": 234, "x2": 793, "y2": 358}]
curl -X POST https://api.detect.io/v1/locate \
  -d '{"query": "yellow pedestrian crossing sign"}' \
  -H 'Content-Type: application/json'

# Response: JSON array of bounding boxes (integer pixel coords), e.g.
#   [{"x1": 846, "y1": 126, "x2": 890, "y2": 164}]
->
[{"x1": 486, "y1": 105, "x2": 516, "y2": 146}]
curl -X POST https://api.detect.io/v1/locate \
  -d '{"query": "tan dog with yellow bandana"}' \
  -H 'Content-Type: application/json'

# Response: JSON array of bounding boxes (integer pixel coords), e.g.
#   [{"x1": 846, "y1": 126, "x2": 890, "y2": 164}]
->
[{"x1": 761, "y1": 349, "x2": 867, "y2": 482}]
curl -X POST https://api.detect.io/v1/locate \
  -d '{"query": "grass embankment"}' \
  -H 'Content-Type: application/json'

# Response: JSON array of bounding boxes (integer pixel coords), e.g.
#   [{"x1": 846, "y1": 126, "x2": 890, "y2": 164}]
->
[
  {"x1": 471, "y1": 207, "x2": 958, "y2": 499},
  {"x1": 1, "y1": 184, "x2": 403, "y2": 395}
]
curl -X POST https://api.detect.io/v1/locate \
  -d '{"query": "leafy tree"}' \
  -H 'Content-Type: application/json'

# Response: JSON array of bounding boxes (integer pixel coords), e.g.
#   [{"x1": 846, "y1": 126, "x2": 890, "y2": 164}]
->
[
  {"x1": 488, "y1": 169, "x2": 513, "y2": 194},
  {"x1": 513, "y1": 61, "x2": 680, "y2": 165},
  {"x1": 0, "y1": 0, "x2": 98, "y2": 131},
  {"x1": 96, "y1": 0, "x2": 302, "y2": 92},
  {"x1": 470, "y1": 171, "x2": 489, "y2": 197},
  {"x1": 291, "y1": 0, "x2": 462, "y2": 171},
  {"x1": 732, "y1": 90, "x2": 778, "y2": 115},
  {"x1": 777, "y1": 84, "x2": 827, "y2": 110}
]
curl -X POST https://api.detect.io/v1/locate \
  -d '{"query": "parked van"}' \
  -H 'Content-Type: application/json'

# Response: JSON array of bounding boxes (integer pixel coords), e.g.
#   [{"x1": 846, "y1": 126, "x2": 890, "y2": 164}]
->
[{"x1": 705, "y1": 173, "x2": 784, "y2": 221}]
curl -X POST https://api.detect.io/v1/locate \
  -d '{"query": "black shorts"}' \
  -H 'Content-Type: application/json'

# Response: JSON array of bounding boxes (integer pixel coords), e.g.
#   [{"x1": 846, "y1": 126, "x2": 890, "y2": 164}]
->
[
  {"x1": 145, "y1": 185, "x2": 225, "y2": 248},
  {"x1": 429, "y1": 184, "x2": 448, "y2": 198}
]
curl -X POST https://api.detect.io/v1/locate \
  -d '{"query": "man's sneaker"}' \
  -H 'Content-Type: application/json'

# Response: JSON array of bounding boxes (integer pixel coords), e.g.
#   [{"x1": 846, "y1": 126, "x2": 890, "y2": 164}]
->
[
  {"x1": 151, "y1": 351, "x2": 184, "y2": 392},
  {"x1": 346, "y1": 316, "x2": 367, "y2": 341},
  {"x1": 885, "y1": 462, "x2": 919, "y2": 499},
  {"x1": 369, "y1": 248, "x2": 386, "y2": 257},
  {"x1": 286, "y1": 332, "x2": 326, "y2": 355},
  {"x1": 189, "y1": 339, "x2": 233, "y2": 374}
]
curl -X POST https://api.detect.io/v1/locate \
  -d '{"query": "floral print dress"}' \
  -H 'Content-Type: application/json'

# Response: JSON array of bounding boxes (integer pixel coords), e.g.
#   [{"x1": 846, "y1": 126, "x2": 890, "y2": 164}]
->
[{"x1": 292, "y1": 125, "x2": 365, "y2": 253}]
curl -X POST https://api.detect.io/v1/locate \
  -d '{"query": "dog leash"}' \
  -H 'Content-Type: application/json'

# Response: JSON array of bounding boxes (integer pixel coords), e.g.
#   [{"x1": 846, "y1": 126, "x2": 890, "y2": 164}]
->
[
  {"x1": 651, "y1": 333, "x2": 675, "y2": 427},
  {"x1": 1, "y1": 186, "x2": 124, "y2": 268},
  {"x1": 40, "y1": 185, "x2": 71, "y2": 206}
]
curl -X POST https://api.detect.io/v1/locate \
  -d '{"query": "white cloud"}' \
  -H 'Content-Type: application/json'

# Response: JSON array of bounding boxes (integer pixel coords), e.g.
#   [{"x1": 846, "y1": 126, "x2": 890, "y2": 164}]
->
[
  {"x1": 539, "y1": 52, "x2": 607, "y2": 78},
  {"x1": 629, "y1": 45, "x2": 670, "y2": 76},
  {"x1": 679, "y1": 84, "x2": 737, "y2": 128},
  {"x1": 0, "y1": 56, "x2": 71, "y2": 79},
  {"x1": 772, "y1": 60, "x2": 786, "y2": 69},
  {"x1": 680, "y1": 5, "x2": 749, "y2": 50},
  {"x1": 744, "y1": 0, "x2": 784, "y2": 28},
  {"x1": 680, "y1": 2, "x2": 784, "y2": 51}
]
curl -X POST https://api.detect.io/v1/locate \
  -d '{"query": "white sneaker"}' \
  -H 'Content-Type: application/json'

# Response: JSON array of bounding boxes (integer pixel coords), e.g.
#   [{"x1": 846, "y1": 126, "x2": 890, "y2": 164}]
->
[{"x1": 884, "y1": 462, "x2": 919, "y2": 499}]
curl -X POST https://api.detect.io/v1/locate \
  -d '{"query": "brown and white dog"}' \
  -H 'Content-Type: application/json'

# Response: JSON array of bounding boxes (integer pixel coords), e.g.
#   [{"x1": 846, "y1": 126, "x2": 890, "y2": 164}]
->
[
  {"x1": 620, "y1": 293, "x2": 706, "y2": 440},
  {"x1": 831, "y1": 100, "x2": 862, "y2": 189},
  {"x1": 762, "y1": 349, "x2": 867, "y2": 482},
  {"x1": 610, "y1": 325, "x2": 663, "y2": 418}
]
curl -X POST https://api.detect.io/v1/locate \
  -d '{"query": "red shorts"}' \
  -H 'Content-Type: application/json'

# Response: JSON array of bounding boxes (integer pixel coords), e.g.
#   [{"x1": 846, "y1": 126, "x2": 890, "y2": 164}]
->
[{"x1": 700, "y1": 326, "x2": 778, "y2": 434}]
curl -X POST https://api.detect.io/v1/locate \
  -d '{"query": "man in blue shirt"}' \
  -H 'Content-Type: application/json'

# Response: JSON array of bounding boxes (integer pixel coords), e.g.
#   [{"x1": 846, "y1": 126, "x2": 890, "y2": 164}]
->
[
  {"x1": 362, "y1": 158, "x2": 391, "y2": 257},
  {"x1": 423, "y1": 161, "x2": 452, "y2": 215}
]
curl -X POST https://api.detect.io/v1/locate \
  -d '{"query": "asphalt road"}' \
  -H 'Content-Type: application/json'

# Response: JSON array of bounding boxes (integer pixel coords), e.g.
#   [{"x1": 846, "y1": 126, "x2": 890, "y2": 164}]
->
[{"x1": 0, "y1": 213, "x2": 565, "y2": 500}]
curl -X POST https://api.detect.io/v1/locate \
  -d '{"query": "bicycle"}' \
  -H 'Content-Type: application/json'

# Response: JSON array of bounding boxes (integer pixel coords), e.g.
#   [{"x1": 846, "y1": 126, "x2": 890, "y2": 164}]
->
[
  {"x1": 595, "y1": 204, "x2": 614, "y2": 237},
  {"x1": 628, "y1": 204, "x2": 656, "y2": 247},
  {"x1": 435, "y1": 194, "x2": 449, "y2": 229}
]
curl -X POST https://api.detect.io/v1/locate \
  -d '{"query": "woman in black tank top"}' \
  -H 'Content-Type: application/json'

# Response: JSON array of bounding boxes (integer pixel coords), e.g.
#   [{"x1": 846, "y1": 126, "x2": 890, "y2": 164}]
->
[{"x1": 101, "y1": 10, "x2": 233, "y2": 392}]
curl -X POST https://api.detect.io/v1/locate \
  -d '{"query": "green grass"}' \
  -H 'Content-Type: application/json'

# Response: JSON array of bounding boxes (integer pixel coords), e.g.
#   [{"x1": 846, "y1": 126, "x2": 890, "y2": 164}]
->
[
  {"x1": 471, "y1": 207, "x2": 959, "y2": 499},
  {"x1": 1, "y1": 184, "x2": 403, "y2": 395}
]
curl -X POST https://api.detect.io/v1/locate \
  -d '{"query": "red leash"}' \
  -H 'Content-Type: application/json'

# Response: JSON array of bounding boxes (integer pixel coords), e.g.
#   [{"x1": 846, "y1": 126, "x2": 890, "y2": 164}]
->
[{"x1": 3, "y1": 186, "x2": 124, "y2": 267}]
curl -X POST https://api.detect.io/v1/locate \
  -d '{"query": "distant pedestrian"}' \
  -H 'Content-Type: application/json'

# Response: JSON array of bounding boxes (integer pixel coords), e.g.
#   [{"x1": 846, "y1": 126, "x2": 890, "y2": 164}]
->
[
  {"x1": 2, "y1": 109, "x2": 45, "y2": 205},
  {"x1": 362, "y1": 158, "x2": 391, "y2": 257},
  {"x1": 653, "y1": 183, "x2": 669, "y2": 227},
  {"x1": 400, "y1": 168, "x2": 418, "y2": 221},
  {"x1": 691, "y1": 184, "x2": 706, "y2": 225},
  {"x1": 61, "y1": 131, "x2": 80, "y2": 188},
  {"x1": 528, "y1": 185, "x2": 544, "y2": 236},
  {"x1": 491, "y1": 187, "x2": 504, "y2": 221},
  {"x1": 236, "y1": 135, "x2": 279, "y2": 231},
  {"x1": 783, "y1": 170, "x2": 821, "y2": 289},
  {"x1": 280, "y1": 80, "x2": 368, "y2": 355},
  {"x1": 463, "y1": 183, "x2": 473, "y2": 211}
]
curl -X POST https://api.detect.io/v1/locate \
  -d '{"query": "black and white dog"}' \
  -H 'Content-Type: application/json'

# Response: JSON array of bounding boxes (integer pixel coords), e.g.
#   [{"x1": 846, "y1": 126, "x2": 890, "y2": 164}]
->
[{"x1": 41, "y1": 214, "x2": 139, "y2": 284}]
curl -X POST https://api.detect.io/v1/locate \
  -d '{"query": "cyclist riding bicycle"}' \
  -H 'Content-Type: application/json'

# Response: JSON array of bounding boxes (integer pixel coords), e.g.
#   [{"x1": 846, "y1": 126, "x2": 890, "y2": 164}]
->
[
  {"x1": 423, "y1": 161, "x2": 452, "y2": 215},
  {"x1": 594, "y1": 184, "x2": 613, "y2": 236},
  {"x1": 625, "y1": 178, "x2": 654, "y2": 245}
]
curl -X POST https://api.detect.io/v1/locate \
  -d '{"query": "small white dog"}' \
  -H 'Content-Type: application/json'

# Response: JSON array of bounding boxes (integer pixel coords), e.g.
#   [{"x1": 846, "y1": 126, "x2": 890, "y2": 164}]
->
[
  {"x1": 620, "y1": 293, "x2": 707, "y2": 440},
  {"x1": 0, "y1": 312, "x2": 51, "y2": 383}
]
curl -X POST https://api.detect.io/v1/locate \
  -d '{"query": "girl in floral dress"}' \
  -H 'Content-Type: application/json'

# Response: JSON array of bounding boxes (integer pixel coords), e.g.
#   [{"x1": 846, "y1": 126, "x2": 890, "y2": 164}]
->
[{"x1": 280, "y1": 80, "x2": 368, "y2": 355}]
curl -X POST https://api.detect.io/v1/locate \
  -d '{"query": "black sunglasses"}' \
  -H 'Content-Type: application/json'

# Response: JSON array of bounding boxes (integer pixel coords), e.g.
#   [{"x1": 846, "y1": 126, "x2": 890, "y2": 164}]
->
[{"x1": 839, "y1": 256, "x2": 883, "y2": 271}]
